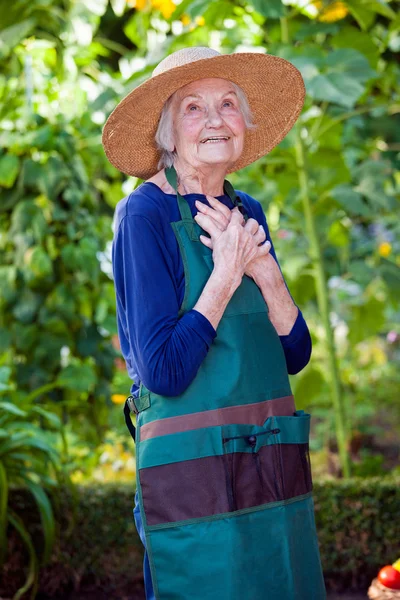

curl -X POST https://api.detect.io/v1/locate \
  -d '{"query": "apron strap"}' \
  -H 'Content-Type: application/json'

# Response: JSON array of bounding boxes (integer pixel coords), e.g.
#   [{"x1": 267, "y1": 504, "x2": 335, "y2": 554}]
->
[
  {"x1": 165, "y1": 166, "x2": 249, "y2": 223},
  {"x1": 124, "y1": 396, "x2": 137, "y2": 442}
]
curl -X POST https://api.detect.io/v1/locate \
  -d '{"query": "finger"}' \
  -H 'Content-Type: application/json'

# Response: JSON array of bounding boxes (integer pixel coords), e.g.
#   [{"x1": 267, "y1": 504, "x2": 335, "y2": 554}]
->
[
  {"x1": 253, "y1": 226, "x2": 267, "y2": 246},
  {"x1": 199, "y1": 234, "x2": 213, "y2": 248},
  {"x1": 196, "y1": 200, "x2": 229, "y2": 231},
  {"x1": 229, "y1": 207, "x2": 244, "y2": 226},
  {"x1": 206, "y1": 196, "x2": 232, "y2": 221},
  {"x1": 256, "y1": 242, "x2": 272, "y2": 258},
  {"x1": 194, "y1": 212, "x2": 223, "y2": 239},
  {"x1": 244, "y1": 218, "x2": 260, "y2": 235}
]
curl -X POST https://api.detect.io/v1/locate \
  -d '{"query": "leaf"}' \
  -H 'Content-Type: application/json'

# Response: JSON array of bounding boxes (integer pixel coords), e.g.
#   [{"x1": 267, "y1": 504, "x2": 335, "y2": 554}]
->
[
  {"x1": 0, "y1": 461, "x2": 7, "y2": 566},
  {"x1": 12, "y1": 289, "x2": 43, "y2": 324},
  {"x1": 352, "y1": 160, "x2": 395, "y2": 211},
  {"x1": 95, "y1": 297, "x2": 108, "y2": 325},
  {"x1": 169, "y1": 0, "x2": 212, "y2": 20},
  {"x1": 346, "y1": 0, "x2": 376, "y2": 29},
  {"x1": 292, "y1": 367, "x2": 326, "y2": 409},
  {"x1": 379, "y1": 260, "x2": 400, "y2": 294},
  {"x1": 0, "y1": 433, "x2": 56, "y2": 458},
  {"x1": 27, "y1": 246, "x2": 53, "y2": 279},
  {"x1": 0, "y1": 367, "x2": 12, "y2": 392},
  {"x1": 0, "y1": 402, "x2": 27, "y2": 418},
  {"x1": 330, "y1": 26, "x2": 380, "y2": 68},
  {"x1": 325, "y1": 48, "x2": 376, "y2": 83},
  {"x1": 57, "y1": 362, "x2": 97, "y2": 393},
  {"x1": 347, "y1": 0, "x2": 396, "y2": 30},
  {"x1": 248, "y1": 0, "x2": 285, "y2": 18},
  {"x1": 30, "y1": 407, "x2": 61, "y2": 429},
  {"x1": 0, "y1": 18, "x2": 36, "y2": 59},
  {"x1": 330, "y1": 184, "x2": 372, "y2": 217},
  {"x1": 0, "y1": 266, "x2": 17, "y2": 305},
  {"x1": 21, "y1": 478, "x2": 55, "y2": 563},
  {"x1": 307, "y1": 73, "x2": 364, "y2": 108},
  {"x1": 348, "y1": 296, "x2": 386, "y2": 344},
  {"x1": 7, "y1": 510, "x2": 38, "y2": 599},
  {"x1": 0, "y1": 154, "x2": 19, "y2": 188},
  {"x1": 10, "y1": 200, "x2": 48, "y2": 241},
  {"x1": 302, "y1": 48, "x2": 376, "y2": 108},
  {"x1": 0, "y1": 328, "x2": 11, "y2": 355}
]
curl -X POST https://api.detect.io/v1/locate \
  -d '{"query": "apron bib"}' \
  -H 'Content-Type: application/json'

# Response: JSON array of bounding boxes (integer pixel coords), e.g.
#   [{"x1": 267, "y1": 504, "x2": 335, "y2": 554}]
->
[{"x1": 125, "y1": 167, "x2": 326, "y2": 600}]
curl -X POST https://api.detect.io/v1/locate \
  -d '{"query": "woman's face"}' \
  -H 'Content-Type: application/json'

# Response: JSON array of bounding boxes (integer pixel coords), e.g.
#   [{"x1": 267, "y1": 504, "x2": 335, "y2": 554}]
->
[{"x1": 171, "y1": 78, "x2": 246, "y2": 170}]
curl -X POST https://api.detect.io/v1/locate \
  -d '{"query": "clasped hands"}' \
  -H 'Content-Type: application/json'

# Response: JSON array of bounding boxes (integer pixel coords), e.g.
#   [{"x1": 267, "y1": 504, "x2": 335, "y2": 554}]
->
[{"x1": 193, "y1": 195, "x2": 272, "y2": 281}]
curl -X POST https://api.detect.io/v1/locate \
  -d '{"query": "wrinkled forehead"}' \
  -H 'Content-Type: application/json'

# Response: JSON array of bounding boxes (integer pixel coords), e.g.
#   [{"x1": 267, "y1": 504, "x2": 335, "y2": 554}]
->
[{"x1": 175, "y1": 77, "x2": 236, "y2": 101}]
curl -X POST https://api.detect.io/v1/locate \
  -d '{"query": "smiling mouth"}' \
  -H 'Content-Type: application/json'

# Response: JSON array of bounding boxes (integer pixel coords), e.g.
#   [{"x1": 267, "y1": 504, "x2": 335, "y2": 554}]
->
[{"x1": 200, "y1": 136, "x2": 230, "y2": 144}]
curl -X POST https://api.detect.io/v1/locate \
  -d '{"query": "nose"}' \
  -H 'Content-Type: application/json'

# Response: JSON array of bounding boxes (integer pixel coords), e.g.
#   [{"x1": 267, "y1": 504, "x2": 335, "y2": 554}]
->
[{"x1": 205, "y1": 105, "x2": 223, "y2": 128}]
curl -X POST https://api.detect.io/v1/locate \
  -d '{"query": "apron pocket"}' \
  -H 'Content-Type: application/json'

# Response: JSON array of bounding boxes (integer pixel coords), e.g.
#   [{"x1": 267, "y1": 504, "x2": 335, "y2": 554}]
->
[
  {"x1": 221, "y1": 411, "x2": 313, "y2": 511},
  {"x1": 138, "y1": 413, "x2": 312, "y2": 526},
  {"x1": 139, "y1": 453, "x2": 231, "y2": 526},
  {"x1": 268, "y1": 410, "x2": 313, "y2": 501}
]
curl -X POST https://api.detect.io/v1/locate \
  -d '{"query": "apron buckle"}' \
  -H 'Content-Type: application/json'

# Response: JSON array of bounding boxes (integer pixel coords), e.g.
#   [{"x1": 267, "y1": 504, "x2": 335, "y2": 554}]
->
[{"x1": 127, "y1": 395, "x2": 139, "y2": 414}]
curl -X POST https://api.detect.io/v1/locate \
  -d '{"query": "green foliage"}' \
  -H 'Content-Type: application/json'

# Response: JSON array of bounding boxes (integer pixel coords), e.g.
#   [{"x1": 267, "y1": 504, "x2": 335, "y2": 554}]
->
[
  {"x1": 0, "y1": 0, "x2": 125, "y2": 441},
  {"x1": 0, "y1": 399, "x2": 62, "y2": 598},
  {"x1": 315, "y1": 477, "x2": 400, "y2": 591},
  {"x1": 2, "y1": 484, "x2": 142, "y2": 599}
]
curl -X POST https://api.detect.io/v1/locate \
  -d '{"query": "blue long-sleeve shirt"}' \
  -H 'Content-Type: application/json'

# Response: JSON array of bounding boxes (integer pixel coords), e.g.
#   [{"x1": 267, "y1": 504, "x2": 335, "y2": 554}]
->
[{"x1": 112, "y1": 182, "x2": 311, "y2": 397}]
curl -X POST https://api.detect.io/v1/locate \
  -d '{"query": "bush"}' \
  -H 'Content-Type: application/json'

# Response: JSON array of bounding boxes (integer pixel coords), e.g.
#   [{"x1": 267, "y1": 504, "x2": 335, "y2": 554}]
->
[
  {"x1": 2, "y1": 478, "x2": 400, "y2": 597},
  {"x1": 315, "y1": 477, "x2": 400, "y2": 592}
]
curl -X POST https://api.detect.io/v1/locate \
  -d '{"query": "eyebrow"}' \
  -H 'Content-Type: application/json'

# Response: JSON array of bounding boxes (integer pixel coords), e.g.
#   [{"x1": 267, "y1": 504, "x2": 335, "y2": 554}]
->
[{"x1": 180, "y1": 90, "x2": 238, "y2": 102}]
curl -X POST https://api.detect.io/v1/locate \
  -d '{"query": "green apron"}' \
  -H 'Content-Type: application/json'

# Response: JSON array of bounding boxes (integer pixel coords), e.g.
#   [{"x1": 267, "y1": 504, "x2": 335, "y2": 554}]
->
[{"x1": 127, "y1": 167, "x2": 326, "y2": 599}]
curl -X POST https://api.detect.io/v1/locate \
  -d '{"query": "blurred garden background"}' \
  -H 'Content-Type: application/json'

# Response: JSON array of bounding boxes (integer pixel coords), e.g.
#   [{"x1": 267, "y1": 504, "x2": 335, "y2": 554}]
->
[{"x1": 0, "y1": 0, "x2": 399, "y2": 598}]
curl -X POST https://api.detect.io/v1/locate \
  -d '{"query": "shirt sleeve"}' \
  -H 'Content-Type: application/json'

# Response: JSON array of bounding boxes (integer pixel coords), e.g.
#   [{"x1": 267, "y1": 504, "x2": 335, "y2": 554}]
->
[
  {"x1": 250, "y1": 201, "x2": 312, "y2": 375},
  {"x1": 112, "y1": 214, "x2": 216, "y2": 397}
]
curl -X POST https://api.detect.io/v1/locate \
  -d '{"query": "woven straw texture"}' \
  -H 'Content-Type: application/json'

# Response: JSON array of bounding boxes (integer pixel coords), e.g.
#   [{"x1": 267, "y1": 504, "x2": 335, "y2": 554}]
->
[
  {"x1": 368, "y1": 579, "x2": 400, "y2": 599},
  {"x1": 102, "y1": 48, "x2": 305, "y2": 179}
]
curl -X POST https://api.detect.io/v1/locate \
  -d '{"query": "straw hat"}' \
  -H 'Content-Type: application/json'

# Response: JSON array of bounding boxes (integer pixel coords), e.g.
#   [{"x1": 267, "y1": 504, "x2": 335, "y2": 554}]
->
[{"x1": 102, "y1": 47, "x2": 305, "y2": 179}]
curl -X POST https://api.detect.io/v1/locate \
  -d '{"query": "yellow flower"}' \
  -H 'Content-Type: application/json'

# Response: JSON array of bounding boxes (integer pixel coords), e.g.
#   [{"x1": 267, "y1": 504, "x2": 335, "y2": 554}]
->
[
  {"x1": 152, "y1": 0, "x2": 176, "y2": 18},
  {"x1": 313, "y1": 1, "x2": 348, "y2": 22},
  {"x1": 127, "y1": 0, "x2": 148, "y2": 9},
  {"x1": 378, "y1": 242, "x2": 392, "y2": 257},
  {"x1": 181, "y1": 13, "x2": 191, "y2": 26},
  {"x1": 195, "y1": 15, "x2": 205, "y2": 26},
  {"x1": 111, "y1": 394, "x2": 126, "y2": 405}
]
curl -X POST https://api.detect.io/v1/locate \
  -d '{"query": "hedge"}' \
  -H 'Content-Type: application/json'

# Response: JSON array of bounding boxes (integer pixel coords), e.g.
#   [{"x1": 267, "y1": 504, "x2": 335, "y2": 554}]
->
[{"x1": 2, "y1": 478, "x2": 399, "y2": 598}]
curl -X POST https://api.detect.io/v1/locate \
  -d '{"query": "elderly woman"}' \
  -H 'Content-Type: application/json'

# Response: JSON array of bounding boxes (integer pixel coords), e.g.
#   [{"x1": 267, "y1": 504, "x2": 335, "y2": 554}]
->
[{"x1": 103, "y1": 47, "x2": 326, "y2": 600}]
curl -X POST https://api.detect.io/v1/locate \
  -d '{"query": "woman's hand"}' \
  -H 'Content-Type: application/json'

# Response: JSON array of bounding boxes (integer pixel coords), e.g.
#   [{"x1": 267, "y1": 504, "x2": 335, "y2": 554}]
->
[
  {"x1": 194, "y1": 204, "x2": 270, "y2": 289},
  {"x1": 194, "y1": 196, "x2": 298, "y2": 334},
  {"x1": 194, "y1": 197, "x2": 271, "y2": 279}
]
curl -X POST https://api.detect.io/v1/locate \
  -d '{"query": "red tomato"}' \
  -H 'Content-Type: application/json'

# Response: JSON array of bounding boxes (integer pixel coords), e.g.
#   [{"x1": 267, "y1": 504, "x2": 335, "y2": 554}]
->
[{"x1": 378, "y1": 565, "x2": 400, "y2": 589}]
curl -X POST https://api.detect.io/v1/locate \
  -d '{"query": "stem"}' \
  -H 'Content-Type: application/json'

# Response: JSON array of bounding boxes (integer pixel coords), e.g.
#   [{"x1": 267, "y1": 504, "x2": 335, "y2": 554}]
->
[
  {"x1": 280, "y1": 17, "x2": 289, "y2": 43},
  {"x1": 26, "y1": 382, "x2": 59, "y2": 403},
  {"x1": 295, "y1": 130, "x2": 351, "y2": 477}
]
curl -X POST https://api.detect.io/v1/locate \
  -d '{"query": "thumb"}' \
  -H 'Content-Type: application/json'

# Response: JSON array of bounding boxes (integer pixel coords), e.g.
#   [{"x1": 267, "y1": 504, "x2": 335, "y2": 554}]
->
[
  {"x1": 230, "y1": 207, "x2": 244, "y2": 226},
  {"x1": 199, "y1": 234, "x2": 213, "y2": 248}
]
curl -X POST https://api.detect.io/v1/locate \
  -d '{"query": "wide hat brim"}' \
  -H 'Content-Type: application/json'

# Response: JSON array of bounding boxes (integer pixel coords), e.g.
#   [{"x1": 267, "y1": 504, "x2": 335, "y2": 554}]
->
[{"x1": 102, "y1": 52, "x2": 305, "y2": 180}]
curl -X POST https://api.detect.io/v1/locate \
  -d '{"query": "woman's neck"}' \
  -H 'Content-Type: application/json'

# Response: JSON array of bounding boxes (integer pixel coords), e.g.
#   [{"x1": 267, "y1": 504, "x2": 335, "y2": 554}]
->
[{"x1": 173, "y1": 159, "x2": 227, "y2": 197}]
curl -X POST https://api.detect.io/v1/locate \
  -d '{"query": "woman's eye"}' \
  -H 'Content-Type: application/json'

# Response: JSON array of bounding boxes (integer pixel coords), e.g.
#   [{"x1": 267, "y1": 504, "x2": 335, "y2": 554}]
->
[
  {"x1": 223, "y1": 101, "x2": 233, "y2": 108},
  {"x1": 188, "y1": 105, "x2": 199, "y2": 111}
]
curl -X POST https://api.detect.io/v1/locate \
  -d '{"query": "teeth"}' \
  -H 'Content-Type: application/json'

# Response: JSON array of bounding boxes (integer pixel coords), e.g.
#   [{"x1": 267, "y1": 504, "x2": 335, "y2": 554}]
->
[{"x1": 203, "y1": 137, "x2": 229, "y2": 143}]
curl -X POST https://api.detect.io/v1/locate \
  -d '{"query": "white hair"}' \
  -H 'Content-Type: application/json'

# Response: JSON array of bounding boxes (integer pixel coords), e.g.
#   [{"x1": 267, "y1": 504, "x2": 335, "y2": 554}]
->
[{"x1": 155, "y1": 81, "x2": 256, "y2": 169}]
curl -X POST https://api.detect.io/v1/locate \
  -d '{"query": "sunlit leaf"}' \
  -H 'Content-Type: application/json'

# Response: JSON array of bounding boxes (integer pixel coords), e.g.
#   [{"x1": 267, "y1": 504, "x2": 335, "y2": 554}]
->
[
  {"x1": 248, "y1": 0, "x2": 285, "y2": 18},
  {"x1": 0, "y1": 154, "x2": 19, "y2": 188}
]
